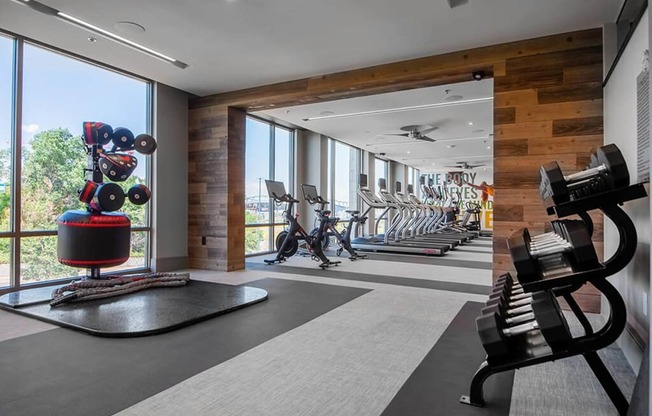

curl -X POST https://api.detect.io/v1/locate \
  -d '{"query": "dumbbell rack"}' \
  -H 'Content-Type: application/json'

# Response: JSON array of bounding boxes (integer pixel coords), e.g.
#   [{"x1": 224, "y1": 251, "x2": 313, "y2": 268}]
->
[{"x1": 460, "y1": 181, "x2": 646, "y2": 416}]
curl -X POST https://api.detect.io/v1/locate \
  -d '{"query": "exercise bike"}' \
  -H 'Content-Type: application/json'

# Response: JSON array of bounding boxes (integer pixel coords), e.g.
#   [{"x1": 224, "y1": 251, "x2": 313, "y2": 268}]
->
[
  {"x1": 263, "y1": 180, "x2": 340, "y2": 269},
  {"x1": 301, "y1": 184, "x2": 367, "y2": 261}
]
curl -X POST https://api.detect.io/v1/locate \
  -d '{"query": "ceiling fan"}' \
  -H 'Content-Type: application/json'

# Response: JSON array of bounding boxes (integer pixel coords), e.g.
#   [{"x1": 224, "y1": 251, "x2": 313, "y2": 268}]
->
[
  {"x1": 444, "y1": 161, "x2": 486, "y2": 170},
  {"x1": 382, "y1": 124, "x2": 438, "y2": 142}
]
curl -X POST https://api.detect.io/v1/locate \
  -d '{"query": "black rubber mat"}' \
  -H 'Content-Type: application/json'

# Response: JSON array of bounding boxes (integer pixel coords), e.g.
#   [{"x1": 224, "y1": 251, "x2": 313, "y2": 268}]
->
[
  {"x1": 0, "y1": 278, "x2": 370, "y2": 416},
  {"x1": 381, "y1": 301, "x2": 514, "y2": 416},
  {"x1": 0, "y1": 280, "x2": 268, "y2": 337},
  {"x1": 247, "y1": 262, "x2": 492, "y2": 295}
]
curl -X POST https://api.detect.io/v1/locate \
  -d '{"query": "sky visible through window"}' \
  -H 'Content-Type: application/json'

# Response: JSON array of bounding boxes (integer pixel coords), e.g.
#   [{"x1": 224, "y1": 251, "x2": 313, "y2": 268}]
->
[
  {"x1": 0, "y1": 36, "x2": 12, "y2": 160},
  {"x1": 20, "y1": 43, "x2": 148, "y2": 178}
]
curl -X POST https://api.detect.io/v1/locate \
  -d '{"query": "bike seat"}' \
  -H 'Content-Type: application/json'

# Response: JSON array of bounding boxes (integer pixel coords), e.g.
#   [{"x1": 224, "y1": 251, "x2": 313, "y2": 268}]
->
[{"x1": 345, "y1": 210, "x2": 360, "y2": 215}]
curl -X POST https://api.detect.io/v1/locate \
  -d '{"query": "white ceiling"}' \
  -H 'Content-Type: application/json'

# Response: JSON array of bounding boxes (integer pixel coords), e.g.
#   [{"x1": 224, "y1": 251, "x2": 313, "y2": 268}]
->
[
  {"x1": 0, "y1": 0, "x2": 621, "y2": 96},
  {"x1": 258, "y1": 79, "x2": 494, "y2": 173}
]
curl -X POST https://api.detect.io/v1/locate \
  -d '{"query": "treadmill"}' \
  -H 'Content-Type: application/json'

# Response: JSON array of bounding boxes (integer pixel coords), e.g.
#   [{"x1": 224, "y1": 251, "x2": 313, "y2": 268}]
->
[
  {"x1": 378, "y1": 182, "x2": 459, "y2": 249},
  {"x1": 393, "y1": 182, "x2": 469, "y2": 246},
  {"x1": 351, "y1": 174, "x2": 449, "y2": 256}
]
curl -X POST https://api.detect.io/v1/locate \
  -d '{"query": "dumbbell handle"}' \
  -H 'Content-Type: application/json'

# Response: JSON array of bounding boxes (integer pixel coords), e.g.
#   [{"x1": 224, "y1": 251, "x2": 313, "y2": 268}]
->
[
  {"x1": 507, "y1": 297, "x2": 533, "y2": 309},
  {"x1": 530, "y1": 243, "x2": 571, "y2": 257},
  {"x1": 503, "y1": 319, "x2": 539, "y2": 337},
  {"x1": 529, "y1": 238, "x2": 566, "y2": 249},
  {"x1": 564, "y1": 164, "x2": 606, "y2": 183},
  {"x1": 505, "y1": 311, "x2": 535, "y2": 326},
  {"x1": 506, "y1": 304, "x2": 532, "y2": 316}
]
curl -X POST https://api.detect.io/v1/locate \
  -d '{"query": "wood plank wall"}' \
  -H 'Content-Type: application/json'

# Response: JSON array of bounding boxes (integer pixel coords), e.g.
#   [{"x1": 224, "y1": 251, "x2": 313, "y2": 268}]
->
[
  {"x1": 492, "y1": 42, "x2": 604, "y2": 313},
  {"x1": 188, "y1": 29, "x2": 604, "y2": 310},
  {"x1": 188, "y1": 106, "x2": 246, "y2": 271}
]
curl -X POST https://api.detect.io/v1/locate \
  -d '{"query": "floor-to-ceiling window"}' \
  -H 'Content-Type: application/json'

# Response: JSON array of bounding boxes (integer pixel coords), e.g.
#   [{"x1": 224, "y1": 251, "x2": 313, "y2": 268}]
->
[
  {"x1": 328, "y1": 140, "x2": 360, "y2": 222},
  {"x1": 408, "y1": 166, "x2": 420, "y2": 198},
  {"x1": 244, "y1": 116, "x2": 294, "y2": 255},
  {"x1": 0, "y1": 36, "x2": 152, "y2": 290},
  {"x1": 374, "y1": 158, "x2": 389, "y2": 234},
  {"x1": 0, "y1": 35, "x2": 12, "y2": 288}
]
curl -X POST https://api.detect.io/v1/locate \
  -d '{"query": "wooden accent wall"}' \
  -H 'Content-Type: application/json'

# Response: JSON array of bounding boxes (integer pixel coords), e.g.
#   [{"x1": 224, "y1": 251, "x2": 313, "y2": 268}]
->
[
  {"x1": 492, "y1": 42, "x2": 604, "y2": 313},
  {"x1": 188, "y1": 28, "x2": 604, "y2": 311},
  {"x1": 188, "y1": 106, "x2": 246, "y2": 271}
]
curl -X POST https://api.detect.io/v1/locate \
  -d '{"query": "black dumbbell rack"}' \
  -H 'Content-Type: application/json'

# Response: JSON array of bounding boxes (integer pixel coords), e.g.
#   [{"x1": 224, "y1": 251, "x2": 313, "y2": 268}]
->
[{"x1": 460, "y1": 179, "x2": 646, "y2": 415}]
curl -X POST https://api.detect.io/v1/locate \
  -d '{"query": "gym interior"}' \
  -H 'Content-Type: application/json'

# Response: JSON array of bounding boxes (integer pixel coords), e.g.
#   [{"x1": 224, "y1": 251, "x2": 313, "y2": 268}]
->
[{"x1": 0, "y1": 1, "x2": 650, "y2": 415}]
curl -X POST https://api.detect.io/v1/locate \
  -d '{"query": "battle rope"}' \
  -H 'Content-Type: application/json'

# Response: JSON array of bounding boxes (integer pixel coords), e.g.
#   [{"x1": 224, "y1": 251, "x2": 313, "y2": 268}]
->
[{"x1": 50, "y1": 272, "x2": 191, "y2": 307}]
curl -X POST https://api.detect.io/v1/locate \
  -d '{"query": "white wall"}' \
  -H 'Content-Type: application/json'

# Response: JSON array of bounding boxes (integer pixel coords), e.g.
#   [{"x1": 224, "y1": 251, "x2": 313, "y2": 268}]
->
[
  {"x1": 295, "y1": 130, "x2": 329, "y2": 228},
  {"x1": 151, "y1": 83, "x2": 190, "y2": 271},
  {"x1": 603, "y1": 8, "x2": 650, "y2": 373}
]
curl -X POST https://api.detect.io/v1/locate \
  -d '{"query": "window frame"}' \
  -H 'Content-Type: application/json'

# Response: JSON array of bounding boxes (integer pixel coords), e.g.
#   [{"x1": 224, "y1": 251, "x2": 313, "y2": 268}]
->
[
  {"x1": 0, "y1": 29, "x2": 154, "y2": 292},
  {"x1": 244, "y1": 115, "x2": 295, "y2": 256}
]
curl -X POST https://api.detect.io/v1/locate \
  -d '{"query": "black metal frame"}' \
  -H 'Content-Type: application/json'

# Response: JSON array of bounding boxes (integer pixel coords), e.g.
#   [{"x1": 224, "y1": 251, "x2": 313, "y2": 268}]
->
[{"x1": 461, "y1": 184, "x2": 647, "y2": 416}]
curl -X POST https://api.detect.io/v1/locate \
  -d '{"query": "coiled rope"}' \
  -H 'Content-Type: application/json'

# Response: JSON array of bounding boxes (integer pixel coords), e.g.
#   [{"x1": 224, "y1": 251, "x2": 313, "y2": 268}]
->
[{"x1": 50, "y1": 272, "x2": 191, "y2": 307}]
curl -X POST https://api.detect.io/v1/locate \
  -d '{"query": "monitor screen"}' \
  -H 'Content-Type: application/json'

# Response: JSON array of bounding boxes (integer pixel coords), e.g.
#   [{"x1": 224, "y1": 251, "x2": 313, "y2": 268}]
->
[
  {"x1": 359, "y1": 173, "x2": 368, "y2": 188},
  {"x1": 407, "y1": 184, "x2": 414, "y2": 194},
  {"x1": 396, "y1": 181, "x2": 402, "y2": 192},
  {"x1": 301, "y1": 184, "x2": 319, "y2": 201},
  {"x1": 378, "y1": 178, "x2": 386, "y2": 190},
  {"x1": 265, "y1": 180, "x2": 287, "y2": 199}
]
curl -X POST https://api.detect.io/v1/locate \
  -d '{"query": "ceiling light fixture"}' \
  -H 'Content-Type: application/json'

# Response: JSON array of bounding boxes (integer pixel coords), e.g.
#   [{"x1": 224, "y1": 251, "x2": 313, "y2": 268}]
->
[
  {"x1": 302, "y1": 96, "x2": 493, "y2": 121},
  {"x1": 10, "y1": 0, "x2": 188, "y2": 69}
]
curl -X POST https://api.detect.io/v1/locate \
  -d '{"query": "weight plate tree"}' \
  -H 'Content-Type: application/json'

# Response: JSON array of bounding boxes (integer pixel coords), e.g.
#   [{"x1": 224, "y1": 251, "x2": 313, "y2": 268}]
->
[{"x1": 57, "y1": 122, "x2": 157, "y2": 280}]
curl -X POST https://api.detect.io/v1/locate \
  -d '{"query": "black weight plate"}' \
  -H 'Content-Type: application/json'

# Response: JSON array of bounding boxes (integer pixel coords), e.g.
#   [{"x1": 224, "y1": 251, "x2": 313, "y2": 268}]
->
[
  {"x1": 127, "y1": 184, "x2": 151, "y2": 205},
  {"x1": 93, "y1": 182, "x2": 125, "y2": 212},
  {"x1": 112, "y1": 127, "x2": 135, "y2": 149},
  {"x1": 134, "y1": 134, "x2": 157, "y2": 155}
]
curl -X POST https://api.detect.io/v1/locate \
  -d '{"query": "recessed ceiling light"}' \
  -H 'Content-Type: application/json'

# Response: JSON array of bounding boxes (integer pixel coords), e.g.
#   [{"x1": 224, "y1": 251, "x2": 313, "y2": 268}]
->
[
  {"x1": 88, "y1": 37, "x2": 97, "y2": 43},
  {"x1": 319, "y1": 111, "x2": 335, "y2": 117},
  {"x1": 406, "y1": 151, "x2": 411, "y2": 154},
  {"x1": 447, "y1": 145, "x2": 456, "y2": 148},
  {"x1": 444, "y1": 95, "x2": 464, "y2": 102},
  {"x1": 114, "y1": 21, "x2": 146, "y2": 35},
  {"x1": 468, "y1": 121, "x2": 474, "y2": 126},
  {"x1": 487, "y1": 146, "x2": 491, "y2": 149},
  {"x1": 471, "y1": 129, "x2": 485, "y2": 133}
]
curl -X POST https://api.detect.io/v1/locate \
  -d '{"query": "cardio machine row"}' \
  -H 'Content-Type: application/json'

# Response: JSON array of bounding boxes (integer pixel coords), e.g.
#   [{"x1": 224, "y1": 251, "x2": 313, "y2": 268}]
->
[
  {"x1": 351, "y1": 174, "x2": 479, "y2": 256},
  {"x1": 263, "y1": 180, "x2": 366, "y2": 269}
]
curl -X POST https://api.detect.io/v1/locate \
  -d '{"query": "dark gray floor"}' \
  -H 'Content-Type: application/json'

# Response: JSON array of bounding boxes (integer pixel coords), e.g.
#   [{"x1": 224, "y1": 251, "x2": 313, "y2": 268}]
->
[
  {"x1": 0, "y1": 278, "x2": 370, "y2": 416},
  {"x1": 0, "y1": 281, "x2": 268, "y2": 337},
  {"x1": 246, "y1": 262, "x2": 492, "y2": 296},
  {"x1": 381, "y1": 301, "x2": 514, "y2": 416},
  {"x1": 357, "y1": 252, "x2": 492, "y2": 270}
]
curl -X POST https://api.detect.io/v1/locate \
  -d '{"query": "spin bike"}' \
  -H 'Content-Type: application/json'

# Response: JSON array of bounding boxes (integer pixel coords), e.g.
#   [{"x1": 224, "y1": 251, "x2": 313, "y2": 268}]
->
[
  {"x1": 263, "y1": 180, "x2": 341, "y2": 269},
  {"x1": 301, "y1": 184, "x2": 367, "y2": 260}
]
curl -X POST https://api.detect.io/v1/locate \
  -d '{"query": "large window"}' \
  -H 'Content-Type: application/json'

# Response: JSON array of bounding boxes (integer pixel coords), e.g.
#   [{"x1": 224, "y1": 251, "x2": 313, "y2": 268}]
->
[
  {"x1": 1, "y1": 36, "x2": 151, "y2": 290},
  {"x1": 374, "y1": 158, "x2": 389, "y2": 234},
  {"x1": 244, "y1": 117, "x2": 294, "y2": 255},
  {"x1": 328, "y1": 140, "x2": 360, "y2": 222},
  {"x1": 408, "y1": 166, "x2": 420, "y2": 198},
  {"x1": 0, "y1": 35, "x2": 12, "y2": 287}
]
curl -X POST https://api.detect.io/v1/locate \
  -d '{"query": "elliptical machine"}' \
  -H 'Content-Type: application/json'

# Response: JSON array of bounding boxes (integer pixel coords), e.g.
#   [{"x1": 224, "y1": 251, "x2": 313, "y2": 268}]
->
[
  {"x1": 301, "y1": 184, "x2": 367, "y2": 261},
  {"x1": 263, "y1": 180, "x2": 341, "y2": 269}
]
